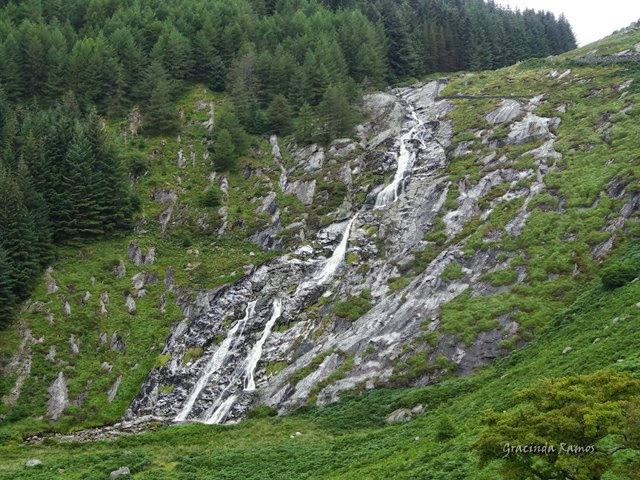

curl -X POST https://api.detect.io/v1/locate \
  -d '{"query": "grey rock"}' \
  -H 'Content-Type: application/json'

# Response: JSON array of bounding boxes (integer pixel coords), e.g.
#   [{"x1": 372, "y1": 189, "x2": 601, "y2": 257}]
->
[
  {"x1": 506, "y1": 113, "x2": 555, "y2": 145},
  {"x1": 69, "y1": 335, "x2": 80, "y2": 355},
  {"x1": 107, "y1": 375, "x2": 123, "y2": 403},
  {"x1": 385, "y1": 408, "x2": 413, "y2": 424},
  {"x1": 125, "y1": 292, "x2": 136, "y2": 315},
  {"x1": 285, "y1": 179, "x2": 316, "y2": 205},
  {"x1": 486, "y1": 99, "x2": 522, "y2": 125},
  {"x1": 44, "y1": 267, "x2": 59, "y2": 294},
  {"x1": 47, "y1": 372, "x2": 69, "y2": 420},
  {"x1": 25, "y1": 459, "x2": 42, "y2": 467},
  {"x1": 101, "y1": 362, "x2": 113, "y2": 373},
  {"x1": 111, "y1": 332, "x2": 126, "y2": 354},
  {"x1": 109, "y1": 466, "x2": 131, "y2": 478},
  {"x1": 562, "y1": 347, "x2": 572, "y2": 354},
  {"x1": 46, "y1": 346, "x2": 56, "y2": 363},
  {"x1": 114, "y1": 260, "x2": 126, "y2": 279}
]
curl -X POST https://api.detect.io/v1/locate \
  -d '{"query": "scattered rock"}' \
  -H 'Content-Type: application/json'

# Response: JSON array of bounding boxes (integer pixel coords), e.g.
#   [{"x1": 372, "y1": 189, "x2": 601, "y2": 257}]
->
[
  {"x1": 114, "y1": 260, "x2": 126, "y2": 279},
  {"x1": 101, "y1": 362, "x2": 113, "y2": 373},
  {"x1": 44, "y1": 267, "x2": 59, "y2": 294},
  {"x1": 132, "y1": 273, "x2": 146, "y2": 290},
  {"x1": 562, "y1": 347, "x2": 572, "y2": 354},
  {"x1": 62, "y1": 297, "x2": 72, "y2": 316},
  {"x1": 485, "y1": 99, "x2": 522, "y2": 125},
  {"x1": 69, "y1": 335, "x2": 80, "y2": 355},
  {"x1": 125, "y1": 292, "x2": 136, "y2": 315},
  {"x1": 107, "y1": 375, "x2": 123, "y2": 403},
  {"x1": 109, "y1": 466, "x2": 131, "y2": 478},
  {"x1": 47, "y1": 372, "x2": 69, "y2": 420},
  {"x1": 46, "y1": 346, "x2": 56, "y2": 363},
  {"x1": 111, "y1": 332, "x2": 126, "y2": 354},
  {"x1": 25, "y1": 459, "x2": 42, "y2": 468},
  {"x1": 385, "y1": 408, "x2": 413, "y2": 424},
  {"x1": 81, "y1": 291, "x2": 91, "y2": 306}
]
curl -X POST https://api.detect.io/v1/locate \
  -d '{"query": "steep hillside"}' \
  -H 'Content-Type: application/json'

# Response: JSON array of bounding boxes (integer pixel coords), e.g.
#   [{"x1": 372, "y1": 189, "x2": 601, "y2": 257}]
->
[{"x1": 1, "y1": 20, "x2": 640, "y2": 480}]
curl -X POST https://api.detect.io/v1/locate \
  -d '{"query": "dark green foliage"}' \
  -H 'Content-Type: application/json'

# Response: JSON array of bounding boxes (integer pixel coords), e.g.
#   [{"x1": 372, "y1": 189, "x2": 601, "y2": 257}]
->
[
  {"x1": 200, "y1": 187, "x2": 222, "y2": 208},
  {"x1": 0, "y1": 246, "x2": 16, "y2": 327},
  {"x1": 246, "y1": 405, "x2": 278, "y2": 419},
  {"x1": 266, "y1": 94, "x2": 293, "y2": 135},
  {"x1": 212, "y1": 128, "x2": 237, "y2": 172},
  {"x1": 601, "y1": 249, "x2": 640, "y2": 289}
]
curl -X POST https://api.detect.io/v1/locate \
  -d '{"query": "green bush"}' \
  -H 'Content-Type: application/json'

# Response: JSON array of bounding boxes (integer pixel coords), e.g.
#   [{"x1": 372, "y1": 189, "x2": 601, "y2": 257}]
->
[
  {"x1": 246, "y1": 405, "x2": 278, "y2": 419},
  {"x1": 333, "y1": 290, "x2": 373, "y2": 321},
  {"x1": 601, "y1": 261, "x2": 639, "y2": 289}
]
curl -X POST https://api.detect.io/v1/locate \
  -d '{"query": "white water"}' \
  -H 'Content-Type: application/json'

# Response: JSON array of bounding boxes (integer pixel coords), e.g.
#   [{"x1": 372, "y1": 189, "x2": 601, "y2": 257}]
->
[
  {"x1": 244, "y1": 298, "x2": 282, "y2": 391},
  {"x1": 375, "y1": 104, "x2": 426, "y2": 208},
  {"x1": 174, "y1": 300, "x2": 256, "y2": 422},
  {"x1": 204, "y1": 393, "x2": 237, "y2": 425},
  {"x1": 313, "y1": 216, "x2": 356, "y2": 286}
]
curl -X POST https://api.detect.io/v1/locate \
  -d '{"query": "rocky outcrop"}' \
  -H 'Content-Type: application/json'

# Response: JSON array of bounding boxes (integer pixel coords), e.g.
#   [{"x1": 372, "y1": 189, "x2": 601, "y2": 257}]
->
[
  {"x1": 47, "y1": 372, "x2": 69, "y2": 420},
  {"x1": 125, "y1": 80, "x2": 563, "y2": 426}
]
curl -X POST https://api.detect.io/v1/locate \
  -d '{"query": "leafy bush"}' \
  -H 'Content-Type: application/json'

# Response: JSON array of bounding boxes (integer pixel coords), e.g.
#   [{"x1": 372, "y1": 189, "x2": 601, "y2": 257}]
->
[{"x1": 333, "y1": 290, "x2": 372, "y2": 321}]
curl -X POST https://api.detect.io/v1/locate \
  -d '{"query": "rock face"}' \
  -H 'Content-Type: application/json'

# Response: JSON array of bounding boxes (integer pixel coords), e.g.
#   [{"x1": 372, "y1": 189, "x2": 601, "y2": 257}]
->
[{"x1": 126, "y1": 80, "x2": 562, "y2": 425}]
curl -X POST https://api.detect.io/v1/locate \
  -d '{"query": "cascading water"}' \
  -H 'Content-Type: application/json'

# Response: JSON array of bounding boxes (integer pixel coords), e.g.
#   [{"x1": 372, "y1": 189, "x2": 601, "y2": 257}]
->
[
  {"x1": 375, "y1": 103, "x2": 427, "y2": 208},
  {"x1": 244, "y1": 298, "x2": 282, "y2": 391},
  {"x1": 174, "y1": 300, "x2": 256, "y2": 422},
  {"x1": 142, "y1": 84, "x2": 440, "y2": 424}
]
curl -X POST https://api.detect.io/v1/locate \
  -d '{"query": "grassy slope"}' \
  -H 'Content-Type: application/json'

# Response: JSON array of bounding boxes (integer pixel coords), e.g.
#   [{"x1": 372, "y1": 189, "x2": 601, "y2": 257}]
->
[
  {"x1": 0, "y1": 256, "x2": 637, "y2": 479},
  {"x1": 1, "y1": 29, "x2": 640, "y2": 479}
]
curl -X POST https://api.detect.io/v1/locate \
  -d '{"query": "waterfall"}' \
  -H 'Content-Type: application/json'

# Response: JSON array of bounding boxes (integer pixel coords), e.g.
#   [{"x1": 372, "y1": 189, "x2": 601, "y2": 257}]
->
[
  {"x1": 375, "y1": 104, "x2": 426, "y2": 208},
  {"x1": 312, "y1": 216, "x2": 356, "y2": 286},
  {"x1": 204, "y1": 393, "x2": 238, "y2": 425},
  {"x1": 244, "y1": 298, "x2": 282, "y2": 391},
  {"x1": 174, "y1": 300, "x2": 256, "y2": 422}
]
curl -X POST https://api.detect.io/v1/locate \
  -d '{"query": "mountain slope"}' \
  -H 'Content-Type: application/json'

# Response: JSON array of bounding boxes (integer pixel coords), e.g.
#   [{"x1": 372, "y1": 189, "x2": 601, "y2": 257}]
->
[{"x1": 1, "y1": 21, "x2": 640, "y2": 480}]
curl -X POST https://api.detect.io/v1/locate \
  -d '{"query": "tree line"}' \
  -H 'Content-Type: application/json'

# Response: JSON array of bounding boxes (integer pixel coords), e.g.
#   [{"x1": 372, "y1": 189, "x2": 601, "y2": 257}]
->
[
  {"x1": 0, "y1": 94, "x2": 132, "y2": 326},
  {"x1": 0, "y1": 0, "x2": 576, "y2": 326},
  {"x1": 0, "y1": 0, "x2": 576, "y2": 140}
]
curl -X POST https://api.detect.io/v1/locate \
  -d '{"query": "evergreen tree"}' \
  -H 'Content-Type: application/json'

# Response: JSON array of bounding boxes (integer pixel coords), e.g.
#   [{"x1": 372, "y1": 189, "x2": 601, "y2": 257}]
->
[
  {"x1": 143, "y1": 73, "x2": 178, "y2": 135},
  {"x1": 318, "y1": 84, "x2": 354, "y2": 142},
  {"x1": 0, "y1": 246, "x2": 16, "y2": 328},
  {"x1": 294, "y1": 102, "x2": 318, "y2": 145},
  {"x1": 266, "y1": 94, "x2": 292, "y2": 135},
  {"x1": 212, "y1": 128, "x2": 236, "y2": 172}
]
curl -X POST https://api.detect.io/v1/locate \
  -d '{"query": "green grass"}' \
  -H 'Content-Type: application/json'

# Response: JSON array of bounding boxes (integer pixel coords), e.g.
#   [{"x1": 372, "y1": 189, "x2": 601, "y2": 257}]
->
[{"x1": 1, "y1": 266, "x2": 638, "y2": 479}]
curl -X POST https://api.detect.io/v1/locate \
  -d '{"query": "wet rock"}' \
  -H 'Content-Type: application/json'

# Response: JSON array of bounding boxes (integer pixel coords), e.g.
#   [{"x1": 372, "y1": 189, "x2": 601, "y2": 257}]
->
[{"x1": 47, "y1": 372, "x2": 69, "y2": 420}]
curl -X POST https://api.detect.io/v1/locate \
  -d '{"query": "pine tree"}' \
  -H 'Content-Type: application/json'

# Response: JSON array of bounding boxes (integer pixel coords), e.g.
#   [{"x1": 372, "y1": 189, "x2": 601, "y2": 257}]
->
[
  {"x1": 143, "y1": 74, "x2": 178, "y2": 136},
  {"x1": 266, "y1": 94, "x2": 293, "y2": 135},
  {"x1": 212, "y1": 128, "x2": 236, "y2": 172},
  {"x1": 0, "y1": 246, "x2": 16, "y2": 328},
  {"x1": 294, "y1": 103, "x2": 318, "y2": 145},
  {"x1": 0, "y1": 169, "x2": 39, "y2": 298},
  {"x1": 318, "y1": 84, "x2": 354, "y2": 142}
]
